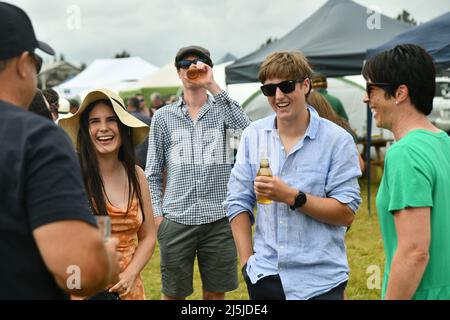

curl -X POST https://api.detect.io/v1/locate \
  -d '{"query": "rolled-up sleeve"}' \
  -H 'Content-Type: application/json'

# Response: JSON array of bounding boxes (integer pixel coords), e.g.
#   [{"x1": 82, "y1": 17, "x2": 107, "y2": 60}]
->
[
  {"x1": 325, "y1": 133, "x2": 362, "y2": 212},
  {"x1": 223, "y1": 128, "x2": 256, "y2": 223},
  {"x1": 145, "y1": 113, "x2": 166, "y2": 217},
  {"x1": 213, "y1": 90, "x2": 251, "y2": 130}
]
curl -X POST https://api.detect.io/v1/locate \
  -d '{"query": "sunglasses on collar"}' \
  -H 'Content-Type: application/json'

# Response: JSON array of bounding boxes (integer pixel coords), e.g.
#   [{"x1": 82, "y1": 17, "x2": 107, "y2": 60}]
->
[
  {"x1": 177, "y1": 58, "x2": 208, "y2": 69},
  {"x1": 260, "y1": 78, "x2": 307, "y2": 96}
]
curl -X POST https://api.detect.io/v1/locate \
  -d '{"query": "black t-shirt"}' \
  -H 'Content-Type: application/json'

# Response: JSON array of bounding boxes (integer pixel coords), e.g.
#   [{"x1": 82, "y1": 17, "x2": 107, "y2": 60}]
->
[{"x1": 0, "y1": 100, "x2": 96, "y2": 299}]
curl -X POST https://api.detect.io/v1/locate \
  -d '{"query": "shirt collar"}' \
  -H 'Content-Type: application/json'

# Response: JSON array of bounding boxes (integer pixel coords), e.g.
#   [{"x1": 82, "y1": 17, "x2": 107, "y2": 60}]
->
[
  {"x1": 305, "y1": 105, "x2": 319, "y2": 140},
  {"x1": 176, "y1": 93, "x2": 214, "y2": 109},
  {"x1": 174, "y1": 97, "x2": 183, "y2": 109},
  {"x1": 263, "y1": 105, "x2": 319, "y2": 140}
]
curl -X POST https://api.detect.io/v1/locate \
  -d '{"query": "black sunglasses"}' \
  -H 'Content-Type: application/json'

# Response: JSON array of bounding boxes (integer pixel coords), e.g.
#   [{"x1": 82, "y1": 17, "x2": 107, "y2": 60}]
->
[
  {"x1": 366, "y1": 82, "x2": 396, "y2": 96},
  {"x1": 177, "y1": 58, "x2": 207, "y2": 69},
  {"x1": 260, "y1": 78, "x2": 306, "y2": 97},
  {"x1": 29, "y1": 51, "x2": 43, "y2": 74}
]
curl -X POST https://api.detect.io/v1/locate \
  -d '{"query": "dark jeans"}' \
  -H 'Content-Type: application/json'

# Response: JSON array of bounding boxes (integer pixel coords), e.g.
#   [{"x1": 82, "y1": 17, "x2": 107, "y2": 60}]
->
[
  {"x1": 242, "y1": 265, "x2": 285, "y2": 300},
  {"x1": 309, "y1": 281, "x2": 347, "y2": 300},
  {"x1": 242, "y1": 264, "x2": 347, "y2": 300}
]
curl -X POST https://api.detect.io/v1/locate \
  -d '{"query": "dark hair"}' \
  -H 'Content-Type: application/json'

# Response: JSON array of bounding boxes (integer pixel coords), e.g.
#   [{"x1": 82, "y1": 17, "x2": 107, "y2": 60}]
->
[
  {"x1": 362, "y1": 44, "x2": 435, "y2": 115},
  {"x1": 42, "y1": 88, "x2": 59, "y2": 105},
  {"x1": 28, "y1": 89, "x2": 53, "y2": 120},
  {"x1": 77, "y1": 99, "x2": 145, "y2": 220},
  {"x1": 128, "y1": 97, "x2": 140, "y2": 110}
]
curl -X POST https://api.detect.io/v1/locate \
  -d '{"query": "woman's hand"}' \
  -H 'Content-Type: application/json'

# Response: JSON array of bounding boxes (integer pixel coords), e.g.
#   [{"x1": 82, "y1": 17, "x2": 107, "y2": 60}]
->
[{"x1": 109, "y1": 270, "x2": 137, "y2": 297}]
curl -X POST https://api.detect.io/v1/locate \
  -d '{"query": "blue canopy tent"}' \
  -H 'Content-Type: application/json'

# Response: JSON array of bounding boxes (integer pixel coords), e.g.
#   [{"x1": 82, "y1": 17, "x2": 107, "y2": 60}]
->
[
  {"x1": 225, "y1": 0, "x2": 410, "y2": 83},
  {"x1": 365, "y1": 11, "x2": 450, "y2": 214},
  {"x1": 367, "y1": 12, "x2": 450, "y2": 67}
]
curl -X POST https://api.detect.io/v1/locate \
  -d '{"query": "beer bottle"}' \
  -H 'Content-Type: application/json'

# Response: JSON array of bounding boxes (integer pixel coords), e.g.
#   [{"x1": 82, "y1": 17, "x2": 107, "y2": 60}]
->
[{"x1": 257, "y1": 157, "x2": 273, "y2": 205}]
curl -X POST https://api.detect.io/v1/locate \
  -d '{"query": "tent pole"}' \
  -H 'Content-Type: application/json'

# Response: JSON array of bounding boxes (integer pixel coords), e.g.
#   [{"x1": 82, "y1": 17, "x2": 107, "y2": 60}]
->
[{"x1": 366, "y1": 103, "x2": 372, "y2": 217}]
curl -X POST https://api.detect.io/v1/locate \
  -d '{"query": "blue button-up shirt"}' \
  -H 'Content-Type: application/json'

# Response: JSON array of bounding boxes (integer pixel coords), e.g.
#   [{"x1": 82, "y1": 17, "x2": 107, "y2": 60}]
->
[{"x1": 224, "y1": 107, "x2": 361, "y2": 300}]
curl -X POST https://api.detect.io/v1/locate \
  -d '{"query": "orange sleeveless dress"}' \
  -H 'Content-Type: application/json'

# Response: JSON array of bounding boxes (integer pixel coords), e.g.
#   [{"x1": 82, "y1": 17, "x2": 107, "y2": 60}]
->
[{"x1": 106, "y1": 195, "x2": 146, "y2": 300}]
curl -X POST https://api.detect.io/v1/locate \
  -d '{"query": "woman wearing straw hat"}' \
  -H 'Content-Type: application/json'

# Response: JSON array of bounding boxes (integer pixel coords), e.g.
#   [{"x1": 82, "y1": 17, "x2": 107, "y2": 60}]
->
[{"x1": 60, "y1": 88, "x2": 156, "y2": 300}]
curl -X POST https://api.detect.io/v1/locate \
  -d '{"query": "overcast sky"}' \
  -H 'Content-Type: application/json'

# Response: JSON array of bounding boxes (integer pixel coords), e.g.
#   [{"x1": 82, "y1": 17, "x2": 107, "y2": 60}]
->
[{"x1": 7, "y1": 0, "x2": 450, "y2": 67}]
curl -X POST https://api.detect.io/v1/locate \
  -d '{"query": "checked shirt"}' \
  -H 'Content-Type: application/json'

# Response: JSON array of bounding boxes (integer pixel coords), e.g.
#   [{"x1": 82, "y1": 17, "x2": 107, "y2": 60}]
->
[{"x1": 145, "y1": 91, "x2": 251, "y2": 225}]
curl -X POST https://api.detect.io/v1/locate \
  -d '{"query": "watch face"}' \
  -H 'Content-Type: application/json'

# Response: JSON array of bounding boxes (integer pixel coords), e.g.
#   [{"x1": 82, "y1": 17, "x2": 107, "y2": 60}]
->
[
  {"x1": 296, "y1": 192, "x2": 306, "y2": 208},
  {"x1": 291, "y1": 191, "x2": 306, "y2": 210}
]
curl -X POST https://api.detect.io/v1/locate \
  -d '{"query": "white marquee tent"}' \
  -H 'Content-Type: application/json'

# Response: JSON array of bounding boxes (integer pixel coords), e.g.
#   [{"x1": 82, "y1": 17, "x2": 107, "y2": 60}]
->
[
  {"x1": 122, "y1": 61, "x2": 235, "y2": 93},
  {"x1": 122, "y1": 62, "x2": 181, "y2": 92},
  {"x1": 55, "y1": 57, "x2": 159, "y2": 100}
]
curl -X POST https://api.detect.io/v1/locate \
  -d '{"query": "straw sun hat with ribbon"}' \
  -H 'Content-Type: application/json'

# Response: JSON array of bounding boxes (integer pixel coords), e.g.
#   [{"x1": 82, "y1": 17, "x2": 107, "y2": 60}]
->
[{"x1": 59, "y1": 88, "x2": 149, "y2": 150}]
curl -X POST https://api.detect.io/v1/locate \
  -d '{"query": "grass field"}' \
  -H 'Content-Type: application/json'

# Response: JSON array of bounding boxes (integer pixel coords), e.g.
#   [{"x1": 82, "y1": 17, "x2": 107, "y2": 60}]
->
[{"x1": 141, "y1": 179, "x2": 385, "y2": 300}]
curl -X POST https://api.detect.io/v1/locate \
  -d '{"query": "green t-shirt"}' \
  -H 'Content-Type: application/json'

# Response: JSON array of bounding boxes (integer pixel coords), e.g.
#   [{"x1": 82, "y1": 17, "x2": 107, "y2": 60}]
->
[
  {"x1": 316, "y1": 88, "x2": 349, "y2": 121},
  {"x1": 376, "y1": 130, "x2": 450, "y2": 300}
]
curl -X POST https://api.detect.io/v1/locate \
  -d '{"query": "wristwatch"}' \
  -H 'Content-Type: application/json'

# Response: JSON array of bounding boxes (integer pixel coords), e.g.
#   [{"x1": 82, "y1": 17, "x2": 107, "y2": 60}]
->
[{"x1": 290, "y1": 190, "x2": 307, "y2": 211}]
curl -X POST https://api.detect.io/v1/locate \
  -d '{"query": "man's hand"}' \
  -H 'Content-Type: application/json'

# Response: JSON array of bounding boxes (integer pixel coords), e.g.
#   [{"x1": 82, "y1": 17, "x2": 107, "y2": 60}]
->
[
  {"x1": 254, "y1": 176, "x2": 297, "y2": 205},
  {"x1": 185, "y1": 61, "x2": 222, "y2": 95}
]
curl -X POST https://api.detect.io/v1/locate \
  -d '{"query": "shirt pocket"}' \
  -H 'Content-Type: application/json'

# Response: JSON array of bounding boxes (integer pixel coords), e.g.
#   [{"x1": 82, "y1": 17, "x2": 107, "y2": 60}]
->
[{"x1": 292, "y1": 165, "x2": 328, "y2": 197}]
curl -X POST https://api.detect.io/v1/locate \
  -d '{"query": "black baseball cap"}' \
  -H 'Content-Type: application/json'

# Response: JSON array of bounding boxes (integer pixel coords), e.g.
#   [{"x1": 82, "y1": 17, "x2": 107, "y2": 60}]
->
[
  {"x1": 0, "y1": 2, "x2": 55, "y2": 60},
  {"x1": 175, "y1": 45, "x2": 213, "y2": 68}
]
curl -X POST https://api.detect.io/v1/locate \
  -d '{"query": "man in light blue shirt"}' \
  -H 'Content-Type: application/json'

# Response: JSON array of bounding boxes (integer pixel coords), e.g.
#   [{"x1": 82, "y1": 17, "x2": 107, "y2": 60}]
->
[{"x1": 224, "y1": 51, "x2": 361, "y2": 300}]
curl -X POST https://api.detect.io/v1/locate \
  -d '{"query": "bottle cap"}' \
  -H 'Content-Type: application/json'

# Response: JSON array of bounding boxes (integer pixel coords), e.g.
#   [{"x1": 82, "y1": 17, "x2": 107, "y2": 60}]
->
[{"x1": 260, "y1": 150, "x2": 268, "y2": 159}]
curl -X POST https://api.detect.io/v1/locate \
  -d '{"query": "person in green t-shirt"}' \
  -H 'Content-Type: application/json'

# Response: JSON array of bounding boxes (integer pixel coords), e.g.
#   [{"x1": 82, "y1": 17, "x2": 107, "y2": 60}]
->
[
  {"x1": 311, "y1": 73, "x2": 349, "y2": 121},
  {"x1": 362, "y1": 44, "x2": 450, "y2": 300}
]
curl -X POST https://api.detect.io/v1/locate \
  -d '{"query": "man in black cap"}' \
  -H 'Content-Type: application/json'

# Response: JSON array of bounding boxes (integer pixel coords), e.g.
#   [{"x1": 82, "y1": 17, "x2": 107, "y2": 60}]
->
[
  {"x1": 0, "y1": 2, "x2": 119, "y2": 299},
  {"x1": 146, "y1": 45, "x2": 251, "y2": 300}
]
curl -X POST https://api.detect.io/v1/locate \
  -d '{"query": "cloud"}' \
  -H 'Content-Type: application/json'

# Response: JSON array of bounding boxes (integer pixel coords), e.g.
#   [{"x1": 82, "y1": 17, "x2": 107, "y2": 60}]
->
[{"x1": 7, "y1": 0, "x2": 450, "y2": 67}]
